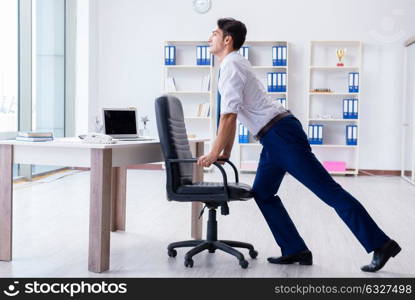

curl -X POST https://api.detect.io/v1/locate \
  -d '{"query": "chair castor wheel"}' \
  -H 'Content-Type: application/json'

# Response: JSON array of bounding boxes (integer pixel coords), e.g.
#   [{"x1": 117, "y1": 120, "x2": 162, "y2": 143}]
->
[
  {"x1": 208, "y1": 248, "x2": 216, "y2": 253},
  {"x1": 167, "y1": 249, "x2": 177, "y2": 257},
  {"x1": 249, "y1": 249, "x2": 258, "y2": 259},
  {"x1": 184, "y1": 258, "x2": 194, "y2": 268},
  {"x1": 239, "y1": 259, "x2": 249, "y2": 269}
]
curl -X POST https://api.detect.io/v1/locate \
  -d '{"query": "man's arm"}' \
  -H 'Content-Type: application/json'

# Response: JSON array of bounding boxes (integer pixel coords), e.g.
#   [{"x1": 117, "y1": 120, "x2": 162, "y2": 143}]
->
[{"x1": 197, "y1": 113, "x2": 237, "y2": 167}]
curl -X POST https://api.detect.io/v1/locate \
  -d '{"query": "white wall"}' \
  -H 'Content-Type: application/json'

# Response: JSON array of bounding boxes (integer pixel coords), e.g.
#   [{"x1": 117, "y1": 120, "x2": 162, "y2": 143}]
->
[{"x1": 83, "y1": 0, "x2": 415, "y2": 170}]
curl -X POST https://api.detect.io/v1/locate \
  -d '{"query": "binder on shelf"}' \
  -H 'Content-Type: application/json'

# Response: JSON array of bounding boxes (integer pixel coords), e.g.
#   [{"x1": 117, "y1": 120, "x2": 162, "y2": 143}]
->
[
  {"x1": 238, "y1": 46, "x2": 249, "y2": 60},
  {"x1": 196, "y1": 46, "x2": 202, "y2": 65},
  {"x1": 272, "y1": 46, "x2": 278, "y2": 66},
  {"x1": 196, "y1": 45, "x2": 211, "y2": 65},
  {"x1": 346, "y1": 125, "x2": 358, "y2": 145},
  {"x1": 308, "y1": 124, "x2": 323, "y2": 144},
  {"x1": 267, "y1": 73, "x2": 273, "y2": 92},
  {"x1": 166, "y1": 76, "x2": 177, "y2": 92},
  {"x1": 281, "y1": 72, "x2": 287, "y2": 92},
  {"x1": 238, "y1": 124, "x2": 249, "y2": 143},
  {"x1": 164, "y1": 45, "x2": 176, "y2": 65},
  {"x1": 343, "y1": 98, "x2": 349, "y2": 119},
  {"x1": 269, "y1": 72, "x2": 278, "y2": 92},
  {"x1": 348, "y1": 72, "x2": 354, "y2": 93},
  {"x1": 282, "y1": 45, "x2": 287, "y2": 66},
  {"x1": 244, "y1": 126, "x2": 249, "y2": 143},
  {"x1": 202, "y1": 46, "x2": 208, "y2": 65},
  {"x1": 272, "y1": 46, "x2": 287, "y2": 66},
  {"x1": 277, "y1": 73, "x2": 282, "y2": 92},
  {"x1": 343, "y1": 98, "x2": 359, "y2": 119},
  {"x1": 196, "y1": 102, "x2": 210, "y2": 117},
  {"x1": 277, "y1": 46, "x2": 282, "y2": 66},
  {"x1": 353, "y1": 72, "x2": 359, "y2": 93},
  {"x1": 352, "y1": 99, "x2": 358, "y2": 119},
  {"x1": 348, "y1": 72, "x2": 359, "y2": 93},
  {"x1": 276, "y1": 97, "x2": 287, "y2": 109}
]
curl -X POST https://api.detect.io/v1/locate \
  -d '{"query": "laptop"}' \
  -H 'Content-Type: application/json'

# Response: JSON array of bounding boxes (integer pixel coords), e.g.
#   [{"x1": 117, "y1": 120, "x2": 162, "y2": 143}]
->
[{"x1": 102, "y1": 108, "x2": 152, "y2": 141}]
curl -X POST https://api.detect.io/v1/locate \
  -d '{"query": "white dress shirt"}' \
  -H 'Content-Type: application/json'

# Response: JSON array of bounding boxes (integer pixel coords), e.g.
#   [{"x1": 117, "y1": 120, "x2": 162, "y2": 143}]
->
[{"x1": 218, "y1": 51, "x2": 286, "y2": 135}]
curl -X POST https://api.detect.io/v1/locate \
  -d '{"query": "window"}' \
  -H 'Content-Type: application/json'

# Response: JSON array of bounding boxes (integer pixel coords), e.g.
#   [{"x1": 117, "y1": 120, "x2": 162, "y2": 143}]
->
[
  {"x1": 31, "y1": 0, "x2": 66, "y2": 175},
  {"x1": 0, "y1": 0, "x2": 18, "y2": 134}
]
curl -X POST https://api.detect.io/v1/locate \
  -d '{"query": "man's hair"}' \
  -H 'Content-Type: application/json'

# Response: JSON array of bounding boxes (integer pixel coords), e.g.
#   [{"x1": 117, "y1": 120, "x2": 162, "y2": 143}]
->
[{"x1": 217, "y1": 18, "x2": 247, "y2": 50}]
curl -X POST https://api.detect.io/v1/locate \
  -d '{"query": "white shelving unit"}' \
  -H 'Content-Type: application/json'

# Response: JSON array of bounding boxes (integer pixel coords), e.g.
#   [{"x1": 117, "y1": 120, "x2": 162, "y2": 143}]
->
[
  {"x1": 235, "y1": 41, "x2": 289, "y2": 172},
  {"x1": 163, "y1": 41, "x2": 215, "y2": 147},
  {"x1": 307, "y1": 41, "x2": 362, "y2": 175}
]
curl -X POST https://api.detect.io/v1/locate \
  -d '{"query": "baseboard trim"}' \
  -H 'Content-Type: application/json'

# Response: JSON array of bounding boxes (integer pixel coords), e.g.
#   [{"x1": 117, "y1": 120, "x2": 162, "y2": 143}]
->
[{"x1": 359, "y1": 169, "x2": 400, "y2": 176}]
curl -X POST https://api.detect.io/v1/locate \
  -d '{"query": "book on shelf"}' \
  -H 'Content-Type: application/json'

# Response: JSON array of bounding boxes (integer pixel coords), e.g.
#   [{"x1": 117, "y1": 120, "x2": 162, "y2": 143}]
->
[
  {"x1": 196, "y1": 102, "x2": 210, "y2": 117},
  {"x1": 166, "y1": 76, "x2": 177, "y2": 92},
  {"x1": 201, "y1": 73, "x2": 210, "y2": 92}
]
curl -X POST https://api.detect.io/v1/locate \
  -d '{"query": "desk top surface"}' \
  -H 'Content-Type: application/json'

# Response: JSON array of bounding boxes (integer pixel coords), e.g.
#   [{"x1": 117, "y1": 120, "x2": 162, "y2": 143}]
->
[{"x1": 0, "y1": 137, "x2": 209, "y2": 149}]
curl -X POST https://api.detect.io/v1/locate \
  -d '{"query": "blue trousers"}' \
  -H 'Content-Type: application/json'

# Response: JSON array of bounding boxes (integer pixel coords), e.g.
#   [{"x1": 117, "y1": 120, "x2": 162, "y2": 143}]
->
[{"x1": 252, "y1": 115, "x2": 390, "y2": 256}]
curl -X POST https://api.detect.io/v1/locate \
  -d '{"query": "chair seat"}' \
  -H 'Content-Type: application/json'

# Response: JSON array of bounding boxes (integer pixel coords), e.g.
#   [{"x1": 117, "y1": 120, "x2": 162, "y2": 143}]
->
[{"x1": 176, "y1": 182, "x2": 253, "y2": 200}]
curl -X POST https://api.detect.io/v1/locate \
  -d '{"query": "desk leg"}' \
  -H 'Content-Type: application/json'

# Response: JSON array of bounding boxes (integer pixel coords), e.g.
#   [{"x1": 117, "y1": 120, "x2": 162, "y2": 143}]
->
[
  {"x1": 111, "y1": 166, "x2": 127, "y2": 232},
  {"x1": 191, "y1": 142, "x2": 204, "y2": 240},
  {"x1": 89, "y1": 149, "x2": 112, "y2": 273},
  {"x1": 0, "y1": 145, "x2": 13, "y2": 261}
]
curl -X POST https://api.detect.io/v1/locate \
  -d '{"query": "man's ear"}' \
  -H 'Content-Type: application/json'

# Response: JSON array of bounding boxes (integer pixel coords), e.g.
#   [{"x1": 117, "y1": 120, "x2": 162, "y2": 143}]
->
[{"x1": 224, "y1": 35, "x2": 233, "y2": 47}]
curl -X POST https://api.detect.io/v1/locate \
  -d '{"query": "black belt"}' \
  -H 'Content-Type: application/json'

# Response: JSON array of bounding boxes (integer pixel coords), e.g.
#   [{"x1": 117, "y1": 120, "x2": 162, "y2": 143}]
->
[{"x1": 254, "y1": 111, "x2": 293, "y2": 140}]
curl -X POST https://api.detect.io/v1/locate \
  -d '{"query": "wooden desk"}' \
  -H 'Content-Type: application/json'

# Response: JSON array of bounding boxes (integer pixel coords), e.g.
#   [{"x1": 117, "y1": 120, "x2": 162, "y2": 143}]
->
[{"x1": 0, "y1": 137, "x2": 206, "y2": 273}]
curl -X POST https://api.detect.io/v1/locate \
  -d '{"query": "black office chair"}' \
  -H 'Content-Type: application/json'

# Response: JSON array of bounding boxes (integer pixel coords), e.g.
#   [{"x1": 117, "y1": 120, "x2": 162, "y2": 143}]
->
[{"x1": 155, "y1": 95, "x2": 258, "y2": 269}]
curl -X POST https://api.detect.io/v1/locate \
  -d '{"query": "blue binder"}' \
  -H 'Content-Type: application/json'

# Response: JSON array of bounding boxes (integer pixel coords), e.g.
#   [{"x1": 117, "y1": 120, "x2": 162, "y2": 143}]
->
[
  {"x1": 244, "y1": 126, "x2": 249, "y2": 143},
  {"x1": 343, "y1": 99, "x2": 349, "y2": 119},
  {"x1": 238, "y1": 124, "x2": 249, "y2": 143},
  {"x1": 348, "y1": 72, "x2": 359, "y2": 93},
  {"x1": 276, "y1": 73, "x2": 281, "y2": 92},
  {"x1": 352, "y1": 99, "x2": 358, "y2": 119},
  {"x1": 239, "y1": 46, "x2": 249, "y2": 60},
  {"x1": 267, "y1": 73, "x2": 273, "y2": 92},
  {"x1": 282, "y1": 46, "x2": 287, "y2": 66},
  {"x1": 353, "y1": 72, "x2": 359, "y2": 93},
  {"x1": 165, "y1": 46, "x2": 176, "y2": 65},
  {"x1": 308, "y1": 124, "x2": 323, "y2": 144},
  {"x1": 276, "y1": 97, "x2": 287, "y2": 109},
  {"x1": 196, "y1": 46, "x2": 203, "y2": 65},
  {"x1": 346, "y1": 125, "x2": 358, "y2": 145},
  {"x1": 281, "y1": 72, "x2": 287, "y2": 92},
  {"x1": 238, "y1": 123, "x2": 244, "y2": 143},
  {"x1": 164, "y1": 46, "x2": 168, "y2": 65},
  {"x1": 348, "y1": 72, "x2": 354, "y2": 92},
  {"x1": 205, "y1": 46, "x2": 211, "y2": 65},
  {"x1": 272, "y1": 46, "x2": 278, "y2": 66}
]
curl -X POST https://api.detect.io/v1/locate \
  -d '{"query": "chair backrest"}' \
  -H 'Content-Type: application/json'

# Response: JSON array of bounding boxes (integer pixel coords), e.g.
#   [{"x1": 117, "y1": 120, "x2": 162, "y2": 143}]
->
[{"x1": 155, "y1": 96, "x2": 194, "y2": 192}]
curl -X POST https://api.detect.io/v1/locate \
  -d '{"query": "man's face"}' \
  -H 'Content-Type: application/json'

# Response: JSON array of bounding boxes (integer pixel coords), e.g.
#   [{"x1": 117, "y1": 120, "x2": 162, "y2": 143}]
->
[{"x1": 208, "y1": 27, "x2": 229, "y2": 55}]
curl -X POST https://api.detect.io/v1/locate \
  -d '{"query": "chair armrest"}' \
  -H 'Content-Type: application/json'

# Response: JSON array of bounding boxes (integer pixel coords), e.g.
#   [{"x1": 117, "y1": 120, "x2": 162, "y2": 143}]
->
[
  {"x1": 166, "y1": 158, "x2": 229, "y2": 187},
  {"x1": 216, "y1": 158, "x2": 239, "y2": 183}
]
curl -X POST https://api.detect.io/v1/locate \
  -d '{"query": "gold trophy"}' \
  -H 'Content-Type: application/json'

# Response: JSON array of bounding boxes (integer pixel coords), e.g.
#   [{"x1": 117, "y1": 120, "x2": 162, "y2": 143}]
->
[{"x1": 336, "y1": 48, "x2": 345, "y2": 67}]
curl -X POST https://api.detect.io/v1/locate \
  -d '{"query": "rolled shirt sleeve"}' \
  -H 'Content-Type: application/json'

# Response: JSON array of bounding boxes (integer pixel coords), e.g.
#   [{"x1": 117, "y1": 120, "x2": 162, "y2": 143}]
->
[{"x1": 218, "y1": 61, "x2": 247, "y2": 115}]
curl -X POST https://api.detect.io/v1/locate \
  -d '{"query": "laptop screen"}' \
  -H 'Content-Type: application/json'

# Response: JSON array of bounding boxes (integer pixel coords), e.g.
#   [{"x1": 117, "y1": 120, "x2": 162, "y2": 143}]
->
[{"x1": 103, "y1": 109, "x2": 137, "y2": 135}]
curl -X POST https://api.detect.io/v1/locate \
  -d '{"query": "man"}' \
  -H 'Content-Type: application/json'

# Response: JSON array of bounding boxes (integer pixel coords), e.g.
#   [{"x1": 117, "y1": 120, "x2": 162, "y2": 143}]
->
[{"x1": 197, "y1": 18, "x2": 401, "y2": 272}]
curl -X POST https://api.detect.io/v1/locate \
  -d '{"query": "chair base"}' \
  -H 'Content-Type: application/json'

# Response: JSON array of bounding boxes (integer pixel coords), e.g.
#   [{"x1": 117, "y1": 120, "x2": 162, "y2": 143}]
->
[
  {"x1": 167, "y1": 207, "x2": 258, "y2": 269},
  {"x1": 167, "y1": 239, "x2": 258, "y2": 269}
]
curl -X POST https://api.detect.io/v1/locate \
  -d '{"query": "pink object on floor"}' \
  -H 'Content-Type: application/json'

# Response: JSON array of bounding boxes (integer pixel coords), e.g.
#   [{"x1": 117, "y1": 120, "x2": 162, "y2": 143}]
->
[{"x1": 322, "y1": 161, "x2": 346, "y2": 172}]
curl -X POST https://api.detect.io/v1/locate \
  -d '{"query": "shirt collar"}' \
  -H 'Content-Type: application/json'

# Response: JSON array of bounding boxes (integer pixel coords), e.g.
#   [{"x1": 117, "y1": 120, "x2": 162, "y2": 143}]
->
[{"x1": 220, "y1": 51, "x2": 238, "y2": 68}]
